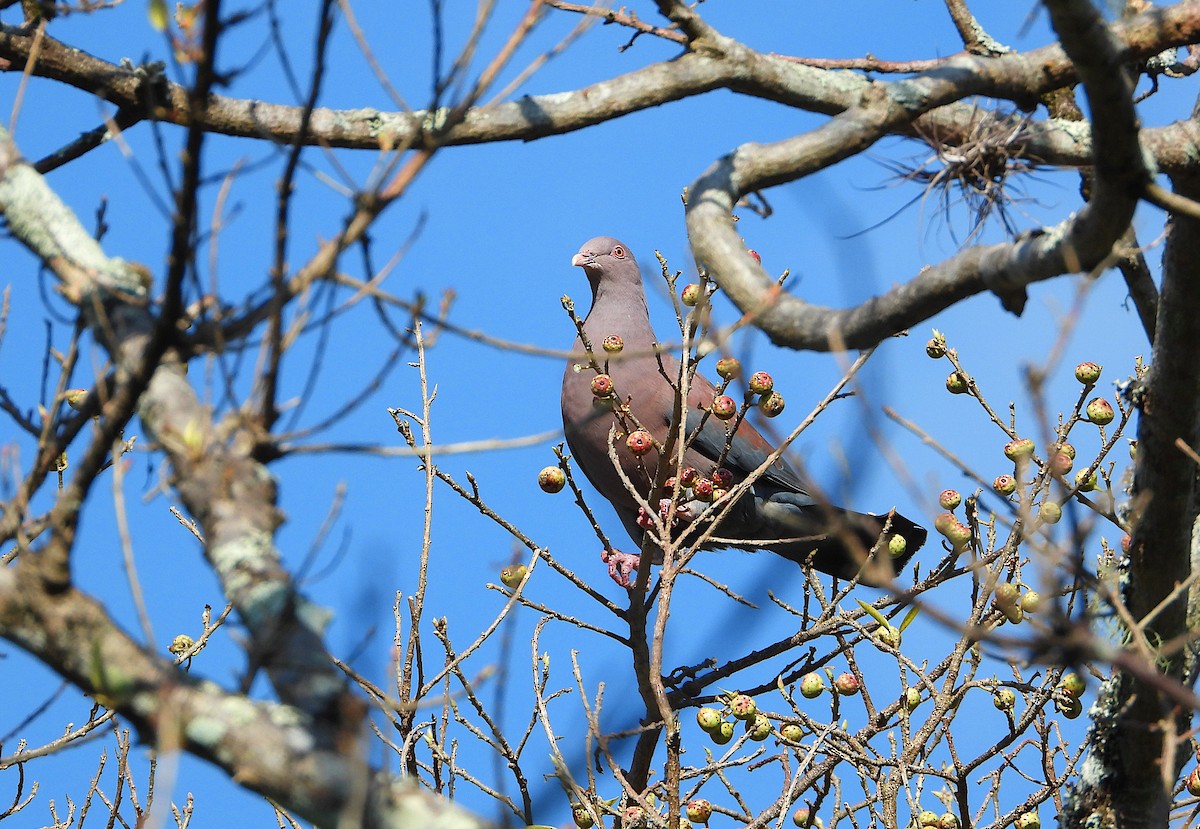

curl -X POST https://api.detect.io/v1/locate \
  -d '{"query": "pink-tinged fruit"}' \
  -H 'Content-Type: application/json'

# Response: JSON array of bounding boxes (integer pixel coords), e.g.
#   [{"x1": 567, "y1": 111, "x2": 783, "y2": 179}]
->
[
  {"x1": 1086, "y1": 397, "x2": 1115, "y2": 426},
  {"x1": 590, "y1": 374, "x2": 613, "y2": 397},
  {"x1": 538, "y1": 466, "x2": 566, "y2": 493},
  {"x1": 626, "y1": 429, "x2": 654, "y2": 456},
  {"x1": 716, "y1": 357, "x2": 742, "y2": 380},
  {"x1": 686, "y1": 800, "x2": 713, "y2": 824},
  {"x1": 601, "y1": 335, "x2": 624, "y2": 354},
  {"x1": 712, "y1": 395, "x2": 737, "y2": 420},
  {"x1": 1074, "y1": 361, "x2": 1101, "y2": 385},
  {"x1": 939, "y1": 489, "x2": 961, "y2": 510},
  {"x1": 712, "y1": 468, "x2": 734, "y2": 489},
  {"x1": 681, "y1": 284, "x2": 703, "y2": 307},
  {"x1": 834, "y1": 672, "x2": 860, "y2": 696},
  {"x1": 993, "y1": 475, "x2": 1017, "y2": 496},
  {"x1": 692, "y1": 477, "x2": 715, "y2": 501},
  {"x1": 748, "y1": 249, "x2": 761, "y2": 265},
  {"x1": 748, "y1": 371, "x2": 774, "y2": 394},
  {"x1": 729, "y1": 694, "x2": 757, "y2": 720}
]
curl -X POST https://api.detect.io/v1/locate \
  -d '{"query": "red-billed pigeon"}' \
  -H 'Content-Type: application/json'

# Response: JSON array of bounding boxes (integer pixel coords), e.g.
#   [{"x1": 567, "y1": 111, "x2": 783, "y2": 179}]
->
[{"x1": 560, "y1": 236, "x2": 926, "y2": 588}]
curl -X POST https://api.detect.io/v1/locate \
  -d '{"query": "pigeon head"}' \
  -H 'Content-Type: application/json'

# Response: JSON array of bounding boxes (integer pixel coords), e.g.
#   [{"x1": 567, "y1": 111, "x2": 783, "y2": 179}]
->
[{"x1": 571, "y1": 237, "x2": 642, "y2": 292}]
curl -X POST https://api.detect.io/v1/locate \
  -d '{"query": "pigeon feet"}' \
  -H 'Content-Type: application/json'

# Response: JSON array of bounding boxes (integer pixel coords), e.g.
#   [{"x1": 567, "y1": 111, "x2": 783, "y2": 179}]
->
[{"x1": 601, "y1": 548, "x2": 640, "y2": 588}]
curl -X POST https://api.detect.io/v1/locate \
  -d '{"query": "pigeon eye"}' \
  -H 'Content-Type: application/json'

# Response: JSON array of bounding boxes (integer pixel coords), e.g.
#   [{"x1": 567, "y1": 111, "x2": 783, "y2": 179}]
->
[{"x1": 611, "y1": 245, "x2": 625, "y2": 258}]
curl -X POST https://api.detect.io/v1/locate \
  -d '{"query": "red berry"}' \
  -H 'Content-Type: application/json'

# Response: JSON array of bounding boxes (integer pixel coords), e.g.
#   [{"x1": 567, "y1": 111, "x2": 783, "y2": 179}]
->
[
  {"x1": 712, "y1": 395, "x2": 737, "y2": 420},
  {"x1": 626, "y1": 429, "x2": 654, "y2": 456},
  {"x1": 538, "y1": 466, "x2": 566, "y2": 493},
  {"x1": 715, "y1": 357, "x2": 742, "y2": 380},
  {"x1": 1086, "y1": 398, "x2": 1115, "y2": 426},
  {"x1": 748, "y1": 371, "x2": 774, "y2": 394},
  {"x1": 602, "y1": 335, "x2": 624, "y2": 354},
  {"x1": 711, "y1": 468, "x2": 734, "y2": 489},
  {"x1": 1074, "y1": 361, "x2": 1101, "y2": 385},
  {"x1": 692, "y1": 477, "x2": 714, "y2": 501},
  {"x1": 1186, "y1": 769, "x2": 1200, "y2": 797},
  {"x1": 939, "y1": 489, "x2": 961, "y2": 510},
  {"x1": 833, "y1": 672, "x2": 860, "y2": 696},
  {"x1": 590, "y1": 374, "x2": 614, "y2": 397},
  {"x1": 679, "y1": 466, "x2": 699, "y2": 487}
]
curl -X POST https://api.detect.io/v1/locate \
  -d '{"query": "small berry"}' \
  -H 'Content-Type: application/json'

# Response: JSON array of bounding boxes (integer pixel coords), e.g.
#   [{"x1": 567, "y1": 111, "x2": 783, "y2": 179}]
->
[
  {"x1": 833, "y1": 672, "x2": 860, "y2": 696},
  {"x1": 686, "y1": 799, "x2": 713, "y2": 824},
  {"x1": 692, "y1": 477, "x2": 715, "y2": 501},
  {"x1": 712, "y1": 395, "x2": 737, "y2": 420},
  {"x1": 626, "y1": 430, "x2": 654, "y2": 456},
  {"x1": 729, "y1": 694, "x2": 757, "y2": 720},
  {"x1": 758, "y1": 391, "x2": 786, "y2": 418},
  {"x1": 939, "y1": 489, "x2": 962, "y2": 510},
  {"x1": 888, "y1": 534, "x2": 907, "y2": 558},
  {"x1": 1086, "y1": 397, "x2": 1115, "y2": 426},
  {"x1": 748, "y1": 249, "x2": 762, "y2": 265},
  {"x1": 590, "y1": 374, "x2": 614, "y2": 397},
  {"x1": 1004, "y1": 438, "x2": 1036, "y2": 461},
  {"x1": 602, "y1": 335, "x2": 624, "y2": 354},
  {"x1": 800, "y1": 673, "x2": 825, "y2": 699},
  {"x1": 681, "y1": 284, "x2": 703, "y2": 306},
  {"x1": 679, "y1": 466, "x2": 699, "y2": 487},
  {"x1": 711, "y1": 720, "x2": 735, "y2": 744},
  {"x1": 1000, "y1": 603, "x2": 1024, "y2": 625},
  {"x1": 1049, "y1": 452, "x2": 1073, "y2": 475},
  {"x1": 993, "y1": 582, "x2": 1020, "y2": 608},
  {"x1": 711, "y1": 468, "x2": 734, "y2": 489},
  {"x1": 993, "y1": 475, "x2": 1017, "y2": 496},
  {"x1": 1185, "y1": 768, "x2": 1200, "y2": 797},
  {"x1": 712, "y1": 487, "x2": 728, "y2": 502},
  {"x1": 779, "y1": 722, "x2": 803, "y2": 742},
  {"x1": 919, "y1": 810, "x2": 940, "y2": 827},
  {"x1": 572, "y1": 805, "x2": 595, "y2": 829},
  {"x1": 993, "y1": 688, "x2": 1016, "y2": 711},
  {"x1": 925, "y1": 338, "x2": 946, "y2": 359},
  {"x1": 168, "y1": 634, "x2": 194, "y2": 655},
  {"x1": 945, "y1": 371, "x2": 969, "y2": 394},
  {"x1": 538, "y1": 466, "x2": 566, "y2": 493},
  {"x1": 716, "y1": 357, "x2": 742, "y2": 380},
  {"x1": 939, "y1": 814, "x2": 960, "y2": 829},
  {"x1": 748, "y1": 371, "x2": 774, "y2": 395},
  {"x1": 1056, "y1": 694, "x2": 1083, "y2": 719},
  {"x1": 697, "y1": 707, "x2": 723, "y2": 731},
  {"x1": 623, "y1": 805, "x2": 647, "y2": 828},
  {"x1": 1074, "y1": 361, "x2": 1102, "y2": 385},
  {"x1": 1075, "y1": 469, "x2": 1098, "y2": 492},
  {"x1": 745, "y1": 713, "x2": 772, "y2": 741},
  {"x1": 64, "y1": 388, "x2": 89, "y2": 411},
  {"x1": 793, "y1": 808, "x2": 823, "y2": 829},
  {"x1": 934, "y1": 512, "x2": 958, "y2": 537},
  {"x1": 1056, "y1": 442, "x2": 1077, "y2": 460},
  {"x1": 500, "y1": 564, "x2": 527, "y2": 588},
  {"x1": 903, "y1": 687, "x2": 921, "y2": 712},
  {"x1": 1039, "y1": 501, "x2": 1062, "y2": 524},
  {"x1": 874, "y1": 625, "x2": 901, "y2": 649},
  {"x1": 1059, "y1": 672, "x2": 1085, "y2": 698},
  {"x1": 1020, "y1": 590, "x2": 1042, "y2": 613},
  {"x1": 1016, "y1": 812, "x2": 1041, "y2": 829}
]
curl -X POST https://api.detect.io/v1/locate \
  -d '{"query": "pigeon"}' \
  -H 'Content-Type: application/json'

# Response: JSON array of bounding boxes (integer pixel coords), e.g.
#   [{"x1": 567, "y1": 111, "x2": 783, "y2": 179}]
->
[{"x1": 560, "y1": 236, "x2": 926, "y2": 589}]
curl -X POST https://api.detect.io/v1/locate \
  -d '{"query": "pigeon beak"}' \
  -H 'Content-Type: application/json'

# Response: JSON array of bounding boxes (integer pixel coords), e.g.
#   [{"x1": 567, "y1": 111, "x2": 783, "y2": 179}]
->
[{"x1": 571, "y1": 252, "x2": 589, "y2": 268}]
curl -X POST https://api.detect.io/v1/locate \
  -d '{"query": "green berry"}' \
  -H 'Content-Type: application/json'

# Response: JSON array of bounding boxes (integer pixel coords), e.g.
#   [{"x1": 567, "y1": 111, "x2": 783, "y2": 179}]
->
[
  {"x1": 1020, "y1": 590, "x2": 1042, "y2": 613},
  {"x1": 800, "y1": 672, "x2": 825, "y2": 699},
  {"x1": 1016, "y1": 812, "x2": 1041, "y2": 829},
  {"x1": 888, "y1": 534, "x2": 907, "y2": 558},
  {"x1": 939, "y1": 489, "x2": 961, "y2": 510},
  {"x1": 919, "y1": 810, "x2": 940, "y2": 827},
  {"x1": 697, "y1": 707, "x2": 723, "y2": 731},
  {"x1": 500, "y1": 564, "x2": 527, "y2": 588},
  {"x1": 1004, "y1": 438, "x2": 1036, "y2": 461},
  {"x1": 711, "y1": 720, "x2": 735, "y2": 744},
  {"x1": 1059, "y1": 672, "x2": 1085, "y2": 698},
  {"x1": 874, "y1": 625, "x2": 901, "y2": 649},
  {"x1": 903, "y1": 687, "x2": 921, "y2": 712},
  {"x1": 793, "y1": 808, "x2": 823, "y2": 829},
  {"x1": 538, "y1": 466, "x2": 566, "y2": 493},
  {"x1": 993, "y1": 582, "x2": 1020, "y2": 608},
  {"x1": 1075, "y1": 469, "x2": 1098, "y2": 491},
  {"x1": 572, "y1": 805, "x2": 595, "y2": 828},
  {"x1": 681, "y1": 284, "x2": 703, "y2": 306},
  {"x1": 745, "y1": 713, "x2": 772, "y2": 741},
  {"x1": 748, "y1": 371, "x2": 774, "y2": 395},
  {"x1": 716, "y1": 357, "x2": 741, "y2": 380},
  {"x1": 1086, "y1": 397, "x2": 1115, "y2": 426},
  {"x1": 993, "y1": 688, "x2": 1016, "y2": 711},
  {"x1": 938, "y1": 814, "x2": 960, "y2": 829},
  {"x1": 945, "y1": 371, "x2": 969, "y2": 394},
  {"x1": 602, "y1": 335, "x2": 624, "y2": 354},
  {"x1": 779, "y1": 722, "x2": 803, "y2": 742},
  {"x1": 626, "y1": 430, "x2": 654, "y2": 456},
  {"x1": 1056, "y1": 694, "x2": 1083, "y2": 719},
  {"x1": 993, "y1": 475, "x2": 1017, "y2": 496},
  {"x1": 686, "y1": 799, "x2": 713, "y2": 824},
  {"x1": 712, "y1": 395, "x2": 737, "y2": 421},
  {"x1": 1074, "y1": 361, "x2": 1102, "y2": 385},
  {"x1": 758, "y1": 391, "x2": 785, "y2": 418},
  {"x1": 1039, "y1": 501, "x2": 1062, "y2": 524},
  {"x1": 925, "y1": 338, "x2": 946, "y2": 359}
]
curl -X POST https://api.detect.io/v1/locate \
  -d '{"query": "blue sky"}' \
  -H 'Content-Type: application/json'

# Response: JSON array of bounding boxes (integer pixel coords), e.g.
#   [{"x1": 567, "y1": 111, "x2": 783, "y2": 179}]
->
[{"x1": 0, "y1": 1, "x2": 1173, "y2": 826}]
